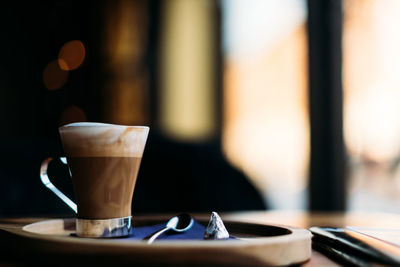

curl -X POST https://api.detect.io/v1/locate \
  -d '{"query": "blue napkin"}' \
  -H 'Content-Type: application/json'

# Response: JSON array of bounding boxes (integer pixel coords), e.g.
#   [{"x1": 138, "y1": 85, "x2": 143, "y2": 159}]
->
[
  {"x1": 71, "y1": 217, "x2": 234, "y2": 240},
  {"x1": 126, "y1": 220, "x2": 207, "y2": 240}
]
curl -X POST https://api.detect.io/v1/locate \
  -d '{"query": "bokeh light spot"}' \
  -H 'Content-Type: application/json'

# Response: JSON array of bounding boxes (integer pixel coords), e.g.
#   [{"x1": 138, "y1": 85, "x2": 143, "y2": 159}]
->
[
  {"x1": 58, "y1": 40, "x2": 86, "y2": 71},
  {"x1": 43, "y1": 60, "x2": 69, "y2": 90},
  {"x1": 59, "y1": 106, "x2": 87, "y2": 126}
]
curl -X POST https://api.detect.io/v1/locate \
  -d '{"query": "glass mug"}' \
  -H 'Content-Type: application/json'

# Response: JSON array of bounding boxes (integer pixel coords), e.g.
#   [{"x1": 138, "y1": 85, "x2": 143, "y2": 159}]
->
[{"x1": 40, "y1": 122, "x2": 149, "y2": 238}]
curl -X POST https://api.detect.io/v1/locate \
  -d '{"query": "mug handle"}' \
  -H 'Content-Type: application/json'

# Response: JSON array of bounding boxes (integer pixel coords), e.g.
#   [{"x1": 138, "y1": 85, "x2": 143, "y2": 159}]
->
[{"x1": 40, "y1": 157, "x2": 77, "y2": 214}]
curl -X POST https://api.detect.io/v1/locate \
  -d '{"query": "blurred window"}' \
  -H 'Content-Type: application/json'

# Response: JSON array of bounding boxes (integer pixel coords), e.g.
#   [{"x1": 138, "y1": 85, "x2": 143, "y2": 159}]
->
[
  {"x1": 222, "y1": 0, "x2": 308, "y2": 209},
  {"x1": 344, "y1": 0, "x2": 400, "y2": 212}
]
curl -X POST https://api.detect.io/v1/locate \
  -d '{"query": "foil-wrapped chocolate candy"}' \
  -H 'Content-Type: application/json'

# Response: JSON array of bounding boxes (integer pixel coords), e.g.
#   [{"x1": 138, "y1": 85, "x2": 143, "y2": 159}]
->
[{"x1": 204, "y1": 212, "x2": 230, "y2": 240}]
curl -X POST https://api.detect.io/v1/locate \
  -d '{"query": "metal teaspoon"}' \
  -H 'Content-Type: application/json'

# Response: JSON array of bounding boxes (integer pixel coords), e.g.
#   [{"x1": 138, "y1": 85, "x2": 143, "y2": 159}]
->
[{"x1": 146, "y1": 213, "x2": 194, "y2": 244}]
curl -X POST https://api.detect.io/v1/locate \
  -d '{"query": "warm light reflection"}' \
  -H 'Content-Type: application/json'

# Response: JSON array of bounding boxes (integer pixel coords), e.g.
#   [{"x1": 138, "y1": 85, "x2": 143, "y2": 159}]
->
[
  {"x1": 160, "y1": 0, "x2": 217, "y2": 141},
  {"x1": 58, "y1": 40, "x2": 86, "y2": 71},
  {"x1": 59, "y1": 106, "x2": 87, "y2": 126},
  {"x1": 43, "y1": 60, "x2": 69, "y2": 90},
  {"x1": 102, "y1": 0, "x2": 149, "y2": 125}
]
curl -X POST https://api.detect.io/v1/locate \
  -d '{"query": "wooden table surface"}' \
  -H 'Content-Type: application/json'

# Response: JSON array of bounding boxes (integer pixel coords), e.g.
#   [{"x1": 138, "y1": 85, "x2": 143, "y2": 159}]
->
[{"x1": 2, "y1": 211, "x2": 400, "y2": 266}]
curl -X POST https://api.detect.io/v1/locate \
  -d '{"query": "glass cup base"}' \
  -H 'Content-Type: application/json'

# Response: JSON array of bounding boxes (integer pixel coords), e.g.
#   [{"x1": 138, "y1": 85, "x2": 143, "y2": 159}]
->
[{"x1": 76, "y1": 216, "x2": 132, "y2": 238}]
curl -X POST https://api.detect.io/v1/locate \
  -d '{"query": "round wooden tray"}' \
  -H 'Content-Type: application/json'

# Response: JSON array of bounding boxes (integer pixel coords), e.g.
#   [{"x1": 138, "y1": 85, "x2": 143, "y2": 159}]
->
[{"x1": 3, "y1": 216, "x2": 311, "y2": 266}]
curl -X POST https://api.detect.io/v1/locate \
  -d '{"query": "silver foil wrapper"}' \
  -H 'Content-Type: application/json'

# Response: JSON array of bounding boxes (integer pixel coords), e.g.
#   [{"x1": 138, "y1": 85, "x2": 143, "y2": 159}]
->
[{"x1": 204, "y1": 211, "x2": 230, "y2": 240}]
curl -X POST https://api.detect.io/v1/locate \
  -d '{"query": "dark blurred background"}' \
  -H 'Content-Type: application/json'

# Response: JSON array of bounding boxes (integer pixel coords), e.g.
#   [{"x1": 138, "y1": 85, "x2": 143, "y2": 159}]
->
[
  {"x1": 2, "y1": 0, "x2": 400, "y2": 217},
  {"x1": 0, "y1": 0, "x2": 266, "y2": 216}
]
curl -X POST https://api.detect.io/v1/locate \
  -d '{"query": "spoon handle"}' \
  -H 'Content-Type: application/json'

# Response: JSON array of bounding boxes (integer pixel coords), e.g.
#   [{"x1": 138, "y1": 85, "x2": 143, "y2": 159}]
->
[{"x1": 147, "y1": 227, "x2": 171, "y2": 244}]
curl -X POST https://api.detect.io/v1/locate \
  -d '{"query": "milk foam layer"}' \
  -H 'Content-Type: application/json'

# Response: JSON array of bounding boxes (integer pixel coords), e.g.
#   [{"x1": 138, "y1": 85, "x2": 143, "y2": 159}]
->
[{"x1": 59, "y1": 122, "x2": 149, "y2": 157}]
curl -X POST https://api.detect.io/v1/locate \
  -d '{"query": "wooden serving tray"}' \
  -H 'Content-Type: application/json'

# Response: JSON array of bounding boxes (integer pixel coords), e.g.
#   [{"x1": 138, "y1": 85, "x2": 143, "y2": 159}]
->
[{"x1": 0, "y1": 215, "x2": 311, "y2": 266}]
